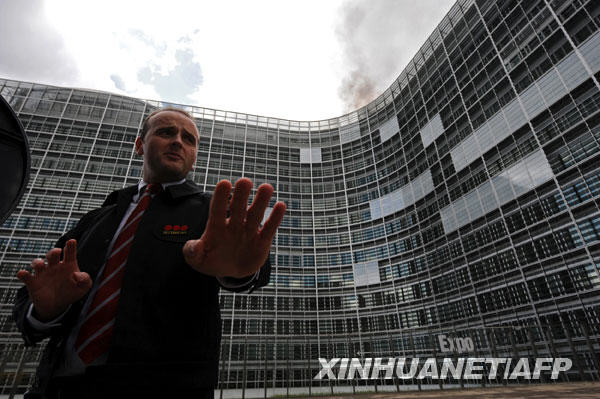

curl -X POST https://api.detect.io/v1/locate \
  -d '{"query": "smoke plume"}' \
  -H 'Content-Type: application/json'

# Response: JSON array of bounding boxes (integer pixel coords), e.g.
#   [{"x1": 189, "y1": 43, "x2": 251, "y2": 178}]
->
[{"x1": 336, "y1": 0, "x2": 454, "y2": 113}]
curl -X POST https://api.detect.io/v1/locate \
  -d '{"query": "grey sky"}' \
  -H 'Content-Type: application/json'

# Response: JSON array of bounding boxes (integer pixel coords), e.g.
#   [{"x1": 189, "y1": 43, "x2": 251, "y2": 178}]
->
[
  {"x1": 0, "y1": 0, "x2": 456, "y2": 119},
  {"x1": 0, "y1": 0, "x2": 78, "y2": 85}
]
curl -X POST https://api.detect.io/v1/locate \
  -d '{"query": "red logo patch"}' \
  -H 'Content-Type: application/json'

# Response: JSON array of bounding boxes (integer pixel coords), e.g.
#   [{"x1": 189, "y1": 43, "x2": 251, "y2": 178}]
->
[{"x1": 161, "y1": 223, "x2": 188, "y2": 236}]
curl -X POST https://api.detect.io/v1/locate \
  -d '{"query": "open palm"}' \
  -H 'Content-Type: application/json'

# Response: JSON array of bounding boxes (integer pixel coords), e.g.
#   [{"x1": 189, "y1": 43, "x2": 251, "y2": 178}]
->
[
  {"x1": 183, "y1": 178, "x2": 286, "y2": 279},
  {"x1": 16, "y1": 239, "x2": 92, "y2": 321}
]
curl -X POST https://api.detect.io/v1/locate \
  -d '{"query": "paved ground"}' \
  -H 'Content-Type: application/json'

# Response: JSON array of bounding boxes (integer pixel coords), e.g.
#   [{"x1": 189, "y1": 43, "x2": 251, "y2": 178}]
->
[{"x1": 283, "y1": 382, "x2": 600, "y2": 399}]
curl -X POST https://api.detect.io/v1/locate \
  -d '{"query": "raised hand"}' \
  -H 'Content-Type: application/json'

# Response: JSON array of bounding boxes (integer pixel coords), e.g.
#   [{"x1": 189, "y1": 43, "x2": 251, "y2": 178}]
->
[
  {"x1": 16, "y1": 239, "x2": 92, "y2": 321},
  {"x1": 183, "y1": 178, "x2": 286, "y2": 278}
]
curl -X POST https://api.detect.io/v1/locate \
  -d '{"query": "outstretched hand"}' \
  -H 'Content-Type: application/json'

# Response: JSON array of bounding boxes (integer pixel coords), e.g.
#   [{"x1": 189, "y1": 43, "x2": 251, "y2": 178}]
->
[
  {"x1": 16, "y1": 239, "x2": 92, "y2": 321},
  {"x1": 183, "y1": 178, "x2": 286, "y2": 278}
]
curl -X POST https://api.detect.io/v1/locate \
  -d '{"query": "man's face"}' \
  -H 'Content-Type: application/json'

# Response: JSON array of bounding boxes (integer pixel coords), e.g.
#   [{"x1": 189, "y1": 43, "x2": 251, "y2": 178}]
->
[{"x1": 135, "y1": 111, "x2": 199, "y2": 183}]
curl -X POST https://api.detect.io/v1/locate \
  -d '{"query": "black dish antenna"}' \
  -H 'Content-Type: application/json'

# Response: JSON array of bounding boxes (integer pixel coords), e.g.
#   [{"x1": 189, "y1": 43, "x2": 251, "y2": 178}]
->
[{"x1": 0, "y1": 95, "x2": 30, "y2": 225}]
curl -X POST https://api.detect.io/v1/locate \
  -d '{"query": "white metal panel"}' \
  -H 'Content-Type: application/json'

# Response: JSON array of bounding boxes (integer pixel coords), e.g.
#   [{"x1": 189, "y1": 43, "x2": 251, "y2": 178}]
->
[
  {"x1": 462, "y1": 135, "x2": 480, "y2": 167},
  {"x1": 421, "y1": 170, "x2": 434, "y2": 194},
  {"x1": 475, "y1": 123, "x2": 494, "y2": 153},
  {"x1": 300, "y1": 148, "x2": 311, "y2": 163},
  {"x1": 479, "y1": 180, "x2": 498, "y2": 214},
  {"x1": 502, "y1": 99, "x2": 527, "y2": 132},
  {"x1": 556, "y1": 51, "x2": 588, "y2": 91},
  {"x1": 536, "y1": 68, "x2": 567, "y2": 110},
  {"x1": 578, "y1": 30, "x2": 600, "y2": 73},
  {"x1": 370, "y1": 170, "x2": 433, "y2": 221},
  {"x1": 442, "y1": 150, "x2": 553, "y2": 234},
  {"x1": 379, "y1": 116, "x2": 399, "y2": 143},
  {"x1": 421, "y1": 123, "x2": 433, "y2": 148},
  {"x1": 366, "y1": 260, "x2": 381, "y2": 285},
  {"x1": 311, "y1": 147, "x2": 322, "y2": 163},
  {"x1": 448, "y1": 33, "x2": 599, "y2": 175},
  {"x1": 519, "y1": 82, "x2": 545, "y2": 119},
  {"x1": 389, "y1": 190, "x2": 404, "y2": 214},
  {"x1": 402, "y1": 184, "x2": 414, "y2": 206},
  {"x1": 353, "y1": 262, "x2": 367, "y2": 287},
  {"x1": 440, "y1": 205, "x2": 457, "y2": 235},
  {"x1": 420, "y1": 114, "x2": 445, "y2": 147},
  {"x1": 451, "y1": 144, "x2": 467, "y2": 172},
  {"x1": 369, "y1": 199, "x2": 382, "y2": 220},
  {"x1": 465, "y1": 189, "x2": 483, "y2": 221},
  {"x1": 300, "y1": 147, "x2": 322, "y2": 163},
  {"x1": 508, "y1": 161, "x2": 532, "y2": 197},
  {"x1": 429, "y1": 114, "x2": 445, "y2": 143},
  {"x1": 353, "y1": 260, "x2": 380, "y2": 287},
  {"x1": 524, "y1": 150, "x2": 554, "y2": 186},
  {"x1": 454, "y1": 197, "x2": 469, "y2": 228},
  {"x1": 381, "y1": 195, "x2": 394, "y2": 217},
  {"x1": 412, "y1": 177, "x2": 424, "y2": 200},
  {"x1": 493, "y1": 172, "x2": 515, "y2": 204},
  {"x1": 340, "y1": 123, "x2": 361, "y2": 144},
  {"x1": 487, "y1": 111, "x2": 509, "y2": 147}
]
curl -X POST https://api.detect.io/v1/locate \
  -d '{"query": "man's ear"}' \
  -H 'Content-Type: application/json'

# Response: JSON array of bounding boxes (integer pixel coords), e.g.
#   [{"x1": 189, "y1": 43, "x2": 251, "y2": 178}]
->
[{"x1": 135, "y1": 136, "x2": 144, "y2": 156}]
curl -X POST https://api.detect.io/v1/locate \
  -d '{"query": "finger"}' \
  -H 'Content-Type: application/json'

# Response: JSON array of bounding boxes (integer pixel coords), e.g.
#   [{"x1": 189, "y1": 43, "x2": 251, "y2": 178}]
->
[
  {"x1": 63, "y1": 239, "x2": 77, "y2": 265},
  {"x1": 259, "y1": 201, "x2": 286, "y2": 242},
  {"x1": 46, "y1": 248, "x2": 62, "y2": 267},
  {"x1": 245, "y1": 183, "x2": 274, "y2": 233},
  {"x1": 208, "y1": 180, "x2": 232, "y2": 231},
  {"x1": 16, "y1": 270, "x2": 33, "y2": 285},
  {"x1": 31, "y1": 258, "x2": 46, "y2": 275},
  {"x1": 228, "y1": 178, "x2": 252, "y2": 227}
]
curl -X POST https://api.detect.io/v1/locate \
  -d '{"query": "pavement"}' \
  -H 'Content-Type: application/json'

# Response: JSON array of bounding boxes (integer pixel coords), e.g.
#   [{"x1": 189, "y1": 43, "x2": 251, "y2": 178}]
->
[{"x1": 284, "y1": 382, "x2": 600, "y2": 399}]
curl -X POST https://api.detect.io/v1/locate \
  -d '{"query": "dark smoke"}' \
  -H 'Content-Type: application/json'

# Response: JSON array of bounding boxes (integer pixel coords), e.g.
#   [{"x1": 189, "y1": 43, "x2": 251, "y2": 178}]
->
[{"x1": 336, "y1": 0, "x2": 454, "y2": 113}]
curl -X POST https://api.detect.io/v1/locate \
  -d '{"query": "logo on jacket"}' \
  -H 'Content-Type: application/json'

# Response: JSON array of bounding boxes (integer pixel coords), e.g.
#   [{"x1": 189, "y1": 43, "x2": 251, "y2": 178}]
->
[{"x1": 162, "y1": 224, "x2": 189, "y2": 236}]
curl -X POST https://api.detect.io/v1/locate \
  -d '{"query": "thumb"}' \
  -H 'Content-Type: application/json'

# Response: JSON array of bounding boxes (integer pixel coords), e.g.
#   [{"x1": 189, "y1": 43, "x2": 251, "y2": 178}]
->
[
  {"x1": 73, "y1": 271, "x2": 92, "y2": 290},
  {"x1": 183, "y1": 239, "x2": 206, "y2": 265}
]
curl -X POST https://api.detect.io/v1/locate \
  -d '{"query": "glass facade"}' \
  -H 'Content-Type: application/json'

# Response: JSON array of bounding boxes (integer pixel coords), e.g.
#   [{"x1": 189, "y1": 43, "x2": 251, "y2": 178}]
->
[{"x1": 1, "y1": 0, "x2": 600, "y2": 394}]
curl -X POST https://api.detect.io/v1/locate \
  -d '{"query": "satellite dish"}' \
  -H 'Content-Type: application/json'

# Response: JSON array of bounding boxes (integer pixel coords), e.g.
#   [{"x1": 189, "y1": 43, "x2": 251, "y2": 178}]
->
[{"x1": 0, "y1": 95, "x2": 30, "y2": 225}]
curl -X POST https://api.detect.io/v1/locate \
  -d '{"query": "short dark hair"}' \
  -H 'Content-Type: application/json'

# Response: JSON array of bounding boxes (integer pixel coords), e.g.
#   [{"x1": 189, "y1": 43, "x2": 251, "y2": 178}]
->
[{"x1": 139, "y1": 107, "x2": 195, "y2": 140}]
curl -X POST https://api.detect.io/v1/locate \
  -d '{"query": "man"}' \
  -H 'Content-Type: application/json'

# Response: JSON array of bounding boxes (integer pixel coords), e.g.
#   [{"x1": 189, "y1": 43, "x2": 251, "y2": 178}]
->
[{"x1": 12, "y1": 108, "x2": 286, "y2": 398}]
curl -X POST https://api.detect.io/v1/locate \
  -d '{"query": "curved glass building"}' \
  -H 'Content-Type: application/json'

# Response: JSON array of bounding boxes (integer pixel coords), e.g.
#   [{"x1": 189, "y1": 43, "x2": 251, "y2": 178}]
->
[{"x1": 1, "y1": 0, "x2": 600, "y2": 394}]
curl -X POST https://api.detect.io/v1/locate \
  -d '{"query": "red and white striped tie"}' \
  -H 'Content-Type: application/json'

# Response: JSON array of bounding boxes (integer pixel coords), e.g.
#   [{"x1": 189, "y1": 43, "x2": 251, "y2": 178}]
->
[{"x1": 75, "y1": 183, "x2": 162, "y2": 364}]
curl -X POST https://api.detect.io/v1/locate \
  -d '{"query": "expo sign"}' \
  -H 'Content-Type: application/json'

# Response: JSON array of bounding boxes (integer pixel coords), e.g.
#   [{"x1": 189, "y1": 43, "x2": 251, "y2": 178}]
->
[{"x1": 438, "y1": 334, "x2": 475, "y2": 353}]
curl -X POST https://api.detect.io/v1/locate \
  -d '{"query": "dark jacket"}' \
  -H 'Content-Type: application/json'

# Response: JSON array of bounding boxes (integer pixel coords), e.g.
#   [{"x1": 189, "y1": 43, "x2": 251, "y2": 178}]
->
[{"x1": 12, "y1": 180, "x2": 270, "y2": 396}]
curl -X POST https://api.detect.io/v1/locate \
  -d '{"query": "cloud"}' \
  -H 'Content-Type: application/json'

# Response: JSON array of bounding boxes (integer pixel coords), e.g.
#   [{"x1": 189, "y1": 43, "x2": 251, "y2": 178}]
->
[
  {"x1": 0, "y1": 0, "x2": 78, "y2": 84},
  {"x1": 129, "y1": 29, "x2": 167, "y2": 56},
  {"x1": 336, "y1": 0, "x2": 454, "y2": 112},
  {"x1": 137, "y1": 48, "x2": 203, "y2": 104},
  {"x1": 110, "y1": 74, "x2": 126, "y2": 91}
]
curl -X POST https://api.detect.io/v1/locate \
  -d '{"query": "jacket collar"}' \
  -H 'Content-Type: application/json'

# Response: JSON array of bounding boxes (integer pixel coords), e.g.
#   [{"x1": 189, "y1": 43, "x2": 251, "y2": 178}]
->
[
  {"x1": 165, "y1": 179, "x2": 203, "y2": 199},
  {"x1": 102, "y1": 179, "x2": 203, "y2": 206}
]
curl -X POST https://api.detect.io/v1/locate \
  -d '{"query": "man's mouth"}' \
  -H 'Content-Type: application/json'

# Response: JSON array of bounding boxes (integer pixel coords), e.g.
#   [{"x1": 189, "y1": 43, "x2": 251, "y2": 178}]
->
[{"x1": 165, "y1": 153, "x2": 183, "y2": 161}]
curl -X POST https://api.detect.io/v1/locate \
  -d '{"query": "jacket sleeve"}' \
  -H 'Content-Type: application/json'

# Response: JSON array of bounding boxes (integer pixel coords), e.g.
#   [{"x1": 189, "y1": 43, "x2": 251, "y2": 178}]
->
[
  {"x1": 217, "y1": 255, "x2": 272, "y2": 293},
  {"x1": 12, "y1": 207, "x2": 106, "y2": 346}
]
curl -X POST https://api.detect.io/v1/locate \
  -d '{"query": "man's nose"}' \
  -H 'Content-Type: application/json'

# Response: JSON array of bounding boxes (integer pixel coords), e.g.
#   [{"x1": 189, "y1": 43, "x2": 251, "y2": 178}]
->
[{"x1": 170, "y1": 131, "x2": 184, "y2": 147}]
